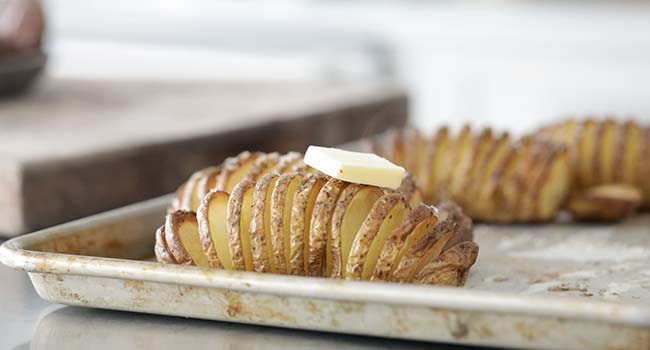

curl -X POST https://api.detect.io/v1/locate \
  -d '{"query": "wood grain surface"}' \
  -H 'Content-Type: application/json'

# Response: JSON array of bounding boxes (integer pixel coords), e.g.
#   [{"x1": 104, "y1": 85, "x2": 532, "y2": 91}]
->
[{"x1": 0, "y1": 78, "x2": 407, "y2": 236}]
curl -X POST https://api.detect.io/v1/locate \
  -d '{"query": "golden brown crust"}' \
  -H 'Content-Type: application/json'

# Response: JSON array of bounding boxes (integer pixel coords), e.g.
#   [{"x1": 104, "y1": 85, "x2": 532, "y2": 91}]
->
[
  {"x1": 412, "y1": 241, "x2": 479, "y2": 286},
  {"x1": 216, "y1": 151, "x2": 262, "y2": 192},
  {"x1": 328, "y1": 183, "x2": 365, "y2": 278},
  {"x1": 226, "y1": 180, "x2": 256, "y2": 271},
  {"x1": 154, "y1": 225, "x2": 177, "y2": 264},
  {"x1": 156, "y1": 150, "x2": 480, "y2": 285},
  {"x1": 289, "y1": 174, "x2": 327, "y2": 276},
  {"x1": 568, "y1": 184, "x2": 642, "y2": 222},
  {"x1": 345, "y1": 193, "x2": 405, "y2": 280},
  {"x1": 164, "y1": 210, "x2": 199, "y2": 266},
  {"x1": 371, "y1": 204, "x2": 436, "y2": 281},
  {"x1": 249, "y1": 174, "x2": 278, "y2": 273},
  {"x1": 307, "y1": 178, "x2": 348, "y2": 277},
  {"x1": 390, "y1": 218, "x2": 456, "y2": 283},
  {"x1": 196, "y1": 189, "x2": 226, "y2": 268}
]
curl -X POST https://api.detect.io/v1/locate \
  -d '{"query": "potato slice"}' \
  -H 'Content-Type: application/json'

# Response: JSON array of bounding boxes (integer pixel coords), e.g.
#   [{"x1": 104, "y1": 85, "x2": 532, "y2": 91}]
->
[
  {"x1": 180, "y1": 167, "x2": 214, "y2": 211},
  {"x1": 535, "y1": 148, "x2": 571, "y2": 221},
  {"x1": 154, "y1": 225, "x2": 177, "y2": 264},
  {"x1": 329, "y1": 185, "x2": 383, "y2": 278},
  {"x1": 474, "y1": 133, "x2": 511, "y2": 217},
  {"x1": 641, "y1": 128, "x2": 650, "y2": 207},
  {"x1": 424, "y1": 127, "x2": 450, "y2": 202},
  {"x1": 371, "y1": 204, "x2": 437, "y2": 281},
  {"x1": 396, "y1": 174, "x2": 421, "y2": 208},
  {"x1": 196, "y1": 190, "x2": 229, "y2": 269},
  {"x1": 594, "y1": 120, "x2": 617, "y2": 184},
  {"x1": 437, "y1": 200, "x2": 473, "y2": 251},
  {"x1": 577, "y1": 119, "x2": 597, "y2": 188},
  {"x1": 249, "y1": 174, "x2": 279, "y2": 273},
  {"x1": 196, "y1": 166, "x2": 222, "y2": 204},
  {"x1": 244, "y1": 152, "x2": 280, "y2": 182},
  {"x1": 447, "y1": 125, "x2": 474, "y2": 202},
  {"x1": 383, "y1": 128, "x2": 405, "y2": 166},
  {"x1": 269, "y1": 173, "x2": 304, "y2": 274},
  {"x1": 169, "y1": 183, "x2": 185, "y2": 213},
  {"x1": 226, "y1": 180, "x2": 256, "y2": 271},
  {"x1": 617, "y1": 121, "x2": 642, "y2": 185},
  {"x1": 165, "y1": 210, "x2": 209, "y2": 267},
  {"x1": 345, "y1": 193, "x2": 410, "y2": 280},
  {"x1": 307, "y1": 178, "x2": 348, "y2": 277},
  {"x1": 412, "y1": 241, "x2": 479, "y2": 286},
  {"x1": 568, "y1": 184, "x2": 642, "y2": 222},
  {"x1": 461, "y1": 129, "x2": 494, "y2": 206},
  {"x1": 289, "y1": 174, "x2": 327, "y2": 275},
  {"x1": 271, "y1": 152, "x2": 303, "y2": 174},
  {"x1": 390, "y1": 218, "x2": 456, "y2": 283},
  {"x1": 217, "y1": 152, "x2": 262, "y2": 193}
]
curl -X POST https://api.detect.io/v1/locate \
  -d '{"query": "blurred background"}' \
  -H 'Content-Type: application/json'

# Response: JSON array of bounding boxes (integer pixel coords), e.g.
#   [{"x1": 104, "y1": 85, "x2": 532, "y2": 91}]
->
[{"x1": 38, "y1": 0, "x2": 650, "y2": 132}]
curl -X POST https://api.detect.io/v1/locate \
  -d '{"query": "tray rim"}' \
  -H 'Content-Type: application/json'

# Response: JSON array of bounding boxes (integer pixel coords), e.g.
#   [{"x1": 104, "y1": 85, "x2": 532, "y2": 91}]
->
[{"x1": 1, "y1": 195, "x2": 649, "y2": 328}]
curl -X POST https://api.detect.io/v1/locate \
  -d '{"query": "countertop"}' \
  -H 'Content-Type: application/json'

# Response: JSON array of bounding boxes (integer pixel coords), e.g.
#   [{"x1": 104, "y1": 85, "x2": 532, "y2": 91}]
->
[{"x1": 0, "y1": 262, "x2": 479, "y2": 350}]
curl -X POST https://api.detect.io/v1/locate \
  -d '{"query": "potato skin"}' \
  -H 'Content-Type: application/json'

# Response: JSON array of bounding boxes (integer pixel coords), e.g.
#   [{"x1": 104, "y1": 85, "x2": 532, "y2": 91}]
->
[
  {"x1": 226, "y1": 180, "x2": 255, "y2": 271},
  {"x1": 164, "y1": 210, "x2": 199, "y2": 266},
  {"x1": 196, "y1": 189, "x2": 227, "y2": 268},
  {"x1": 269, "y1": 173, "x2": 303, "y2": 274},
  {"x1": 412, "y1": 241, "x2": 479, "y2": 286},
  {"x1": 345, "y1": 193, "x2": 406, "y2": 280},
  {"x1": 371, "y1": 204, "x2": 436, "y2": 281},
  {"x1": 308, "y1": 178, "x2": 348, "y2": 277},
  {"x1": 535, "y1": 118, "x2": 650, "y2": 213},
  {"x1": 249, "y1": 174, "x2": 278, "y2": 273},
  {"x1": 156, "y1": 151, "x2": 480, "y2": 287},
  {"x1": 390, "y1": 219, "x2": 456, "y2": 283},
  {"x1": 289, "y1": 174, "x2": 327, "y2": 276},
  {"x1": 328, "y1": 183, "x2": 365, "y2": 279},
  {"x1": 154, "y1": 225, "x2": 177, "y2": 264}
]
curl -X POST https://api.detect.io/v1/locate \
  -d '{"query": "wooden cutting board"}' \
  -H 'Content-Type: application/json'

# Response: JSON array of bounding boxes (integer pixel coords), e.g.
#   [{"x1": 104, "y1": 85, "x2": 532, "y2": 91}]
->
[{"x1": 0, "y1": 78, "x2": 407, "y2": 236}]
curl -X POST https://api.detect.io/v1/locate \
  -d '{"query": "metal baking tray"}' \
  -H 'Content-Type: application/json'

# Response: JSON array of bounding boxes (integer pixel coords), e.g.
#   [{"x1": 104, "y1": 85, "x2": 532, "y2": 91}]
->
[{"x1": 1, "y1": 195, "x2": 649, "y2": 350}]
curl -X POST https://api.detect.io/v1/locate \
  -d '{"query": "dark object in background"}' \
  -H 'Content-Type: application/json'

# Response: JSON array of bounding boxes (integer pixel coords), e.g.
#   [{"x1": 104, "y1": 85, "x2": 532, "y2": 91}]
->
[
  {"x1": 0, "y1": 78, "x2": 407, "y2": 237},
  {"x1": 0, "y1": 0, "x2": 46, "y2": 96}
]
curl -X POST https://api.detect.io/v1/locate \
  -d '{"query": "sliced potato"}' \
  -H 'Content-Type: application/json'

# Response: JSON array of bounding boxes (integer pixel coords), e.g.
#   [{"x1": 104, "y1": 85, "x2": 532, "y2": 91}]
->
[
  {"x1": 269, "y1": 173, "x2": 304, "y2": 274},
  {"x1": 154, "y1": 225, "x2": 177, "y2": 264},
  {"x1": 535, "y1": 147, "x2": 571, "y2": 221},
  {"x1": 196, "y1": 189, "x2": 229, "y2": 268},
  {"x1": 217, "y1": 152, "x2": 261, "y2": 193},
  {"x1": 412, "y1": 241, "x2": 479, "y2": 286},
  {"x1": 447, "y1": 125, "x2": 475, "y2": 203},
  {"x1": 371, "y1": 204, "x2": 436, "y2": 281},
  {"x1": 249, "y1": 174, "x2": 279, "y2": 273},
  {"x1": 289, "y1": 174, "x2": 327, "y2": 275},
  {"x1": 577, "y1": 120, "x2": 597, "y2": 189},
  {"x1": 181, "y1": 167, "x2": 214, "y2": 211},
  {"x1": 329, "y1": 185, "x2": 383, "y2": 278},
  {"x1": 307, "y1": 178, "x2": 348, "y2": 277},
  {"x1": 345, "y1": 193, "x2": 409, "y2": 280},
  {"x1": 396, "y1": 174, "x2": 421, "y2": 208},
  {"x1": 226, "y1": 180, "x2": 256, "y2": 271},
  {"x1": 244, "y1": 152, "x2": 280, "y2": 182},
  {"x1": 196, "y1": 166, "x2": 222, "y2": 203},
  {"x1": 271, "y1": 152, "x2": 303, "y2": 174},
  {"x1": 617, "y1": 121, "x2": 642, "y2": 185},
  {"x1": 165, "y1": 210, "x2": 209, "y2": 267},
  {"x1": 425, "y1": 127, "x2": 450, "y2": 202},
  {"x1": 169, "y1": 183, "x2": 185, "y2": 213},
  {"x1": 390, "y1": 219, "x2": 456, "y2": 283},
  {"x1": 474, "y1": 133, "x2": 511, "y2": 217},
  {"x1": 594, "y1": 120, "x2": 617, "y2": 183},
  {"x1": 437, "y1": 200, "x2": 473, "y2": 250},
  {"x1": 568, "y1": 183, "x2": 642, "y2": 222}
]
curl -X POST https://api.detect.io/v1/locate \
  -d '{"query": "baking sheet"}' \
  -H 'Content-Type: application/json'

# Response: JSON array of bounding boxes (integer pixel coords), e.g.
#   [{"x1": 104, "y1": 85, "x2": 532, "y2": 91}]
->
[{"x1": 1, "y1": 195, "x2": 649, "y2": 350}]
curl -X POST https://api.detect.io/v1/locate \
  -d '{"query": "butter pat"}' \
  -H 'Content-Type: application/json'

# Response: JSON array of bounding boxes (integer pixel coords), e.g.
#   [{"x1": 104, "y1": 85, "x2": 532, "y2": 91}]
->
[{"x1": 304, "y1": 146, "x2": 406, "y2": 189}]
